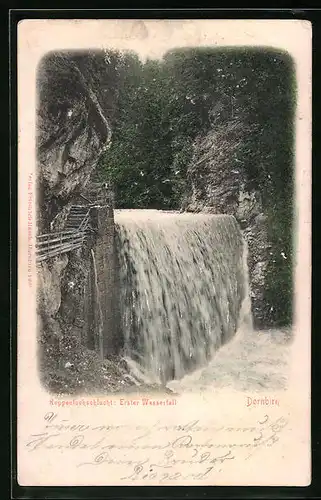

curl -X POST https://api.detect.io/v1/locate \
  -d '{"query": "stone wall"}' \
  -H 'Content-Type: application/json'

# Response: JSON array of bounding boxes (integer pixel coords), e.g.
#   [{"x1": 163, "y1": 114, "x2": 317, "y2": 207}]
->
[{"x1": 89, "y1": 204, "x2": 121, "y2": 357}]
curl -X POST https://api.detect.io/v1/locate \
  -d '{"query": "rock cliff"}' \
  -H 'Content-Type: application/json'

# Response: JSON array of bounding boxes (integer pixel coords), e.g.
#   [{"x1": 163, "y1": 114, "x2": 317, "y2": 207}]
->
[
  {"x1": 182, "y1": 120, "x2": 271, "y2": 328},
  {"x1": 36, "y1": 51, "x2": 131, "y2": 394},
  {"x1": 36, "y1": 51, "x2": 116, "y2": 232}
]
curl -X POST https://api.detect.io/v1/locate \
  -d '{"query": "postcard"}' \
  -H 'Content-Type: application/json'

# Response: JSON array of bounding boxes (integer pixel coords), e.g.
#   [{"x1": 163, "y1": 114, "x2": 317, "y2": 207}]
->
[{"x1": 17, "y1": 18, "x2": 311, "y2": 486}]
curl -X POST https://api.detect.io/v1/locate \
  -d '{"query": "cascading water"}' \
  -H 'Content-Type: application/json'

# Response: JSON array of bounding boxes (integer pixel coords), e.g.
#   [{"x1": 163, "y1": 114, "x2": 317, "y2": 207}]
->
[{"x1": 115, "y1": 209, "x2": 252, "y2": 385}]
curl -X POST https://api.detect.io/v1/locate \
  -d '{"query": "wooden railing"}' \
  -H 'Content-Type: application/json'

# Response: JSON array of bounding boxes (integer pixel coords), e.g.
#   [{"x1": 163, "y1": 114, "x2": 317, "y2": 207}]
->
[
  {"x1": 36, "y1": 205, "x2": 92, "y2": 263},
  {"x1": 35, "y1": 189, "x2": 113, "y2": 264},
  {"x1": 36, "y1": 229, "x2": 87, "y2": 262}
]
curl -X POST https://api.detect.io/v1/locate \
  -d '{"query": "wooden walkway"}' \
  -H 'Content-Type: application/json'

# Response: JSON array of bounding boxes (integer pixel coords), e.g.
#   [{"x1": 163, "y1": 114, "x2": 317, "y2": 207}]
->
[
  {"x1": 36, "y1": 186, "x2": 112, "y2": 263},
  {"x1": 36, "y1": 228, "x2": 88, "y2": 262}
]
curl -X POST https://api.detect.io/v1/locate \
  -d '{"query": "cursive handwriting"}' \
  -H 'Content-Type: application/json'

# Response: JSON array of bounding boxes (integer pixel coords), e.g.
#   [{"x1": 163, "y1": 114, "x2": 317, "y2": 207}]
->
[{"x1": 25, "y1": 413, "x2": 289, "y2": 482}]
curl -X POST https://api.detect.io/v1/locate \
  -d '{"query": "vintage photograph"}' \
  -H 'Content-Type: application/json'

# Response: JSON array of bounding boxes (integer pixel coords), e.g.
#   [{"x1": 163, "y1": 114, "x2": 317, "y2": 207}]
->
[
  {"x1": 36, "y1": 44, "x2": 295, "y2": 396},
  {"x1": 17, "y1": 19, "x2": 311, "y2": 487}
]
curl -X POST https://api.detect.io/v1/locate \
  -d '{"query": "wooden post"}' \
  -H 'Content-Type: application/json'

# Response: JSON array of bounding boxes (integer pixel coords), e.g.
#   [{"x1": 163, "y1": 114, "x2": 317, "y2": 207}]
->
[{"x1": 93, "y1": 204, "x2": 119, "y2": 358}]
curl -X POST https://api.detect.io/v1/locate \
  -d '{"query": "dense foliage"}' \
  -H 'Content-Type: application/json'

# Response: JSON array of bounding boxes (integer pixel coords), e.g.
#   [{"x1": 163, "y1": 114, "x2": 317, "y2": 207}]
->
[{"x1": 98, "y1": 48, "x2": 296, "y2": 327}]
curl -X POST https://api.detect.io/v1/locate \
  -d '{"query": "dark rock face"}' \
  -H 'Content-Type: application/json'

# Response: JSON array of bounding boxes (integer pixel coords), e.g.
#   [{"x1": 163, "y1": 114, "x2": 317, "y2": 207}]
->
[
  {"x1": 183, "y1": 122, "x2": 270, "y2": 328},
  {"x1": 36, "y1": 51, "x2": 115, "y2": 232},
  {"x1": 36, "y1": 51, "x2": 121, "y2": 393}
]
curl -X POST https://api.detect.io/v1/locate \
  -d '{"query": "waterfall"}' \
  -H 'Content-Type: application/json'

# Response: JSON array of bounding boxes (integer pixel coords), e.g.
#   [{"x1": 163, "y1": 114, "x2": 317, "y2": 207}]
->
[
  {"x1": 91, "y1": 249, "x2": 104, "y2": 360},
  {"x1": 115, "y1": 209, "x2": 252, "y2": 384}
]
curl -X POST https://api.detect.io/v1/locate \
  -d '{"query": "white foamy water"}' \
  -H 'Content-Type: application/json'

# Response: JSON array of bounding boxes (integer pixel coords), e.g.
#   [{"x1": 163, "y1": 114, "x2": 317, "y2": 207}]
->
[
  {"x1": 167, "y1": 327, "x2": 291, "y2": 393},
  {"x1": 115, "y1": 209, "x2": 253, "y2": 384}
]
